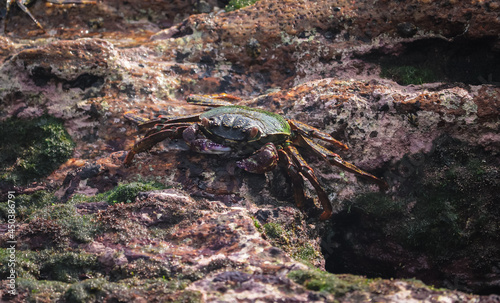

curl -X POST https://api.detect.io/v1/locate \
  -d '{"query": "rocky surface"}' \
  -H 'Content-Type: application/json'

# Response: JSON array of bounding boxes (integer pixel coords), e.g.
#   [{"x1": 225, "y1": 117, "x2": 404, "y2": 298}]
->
[{"x1": 1, "y1": 0, "x2": 500, "y2": 301}]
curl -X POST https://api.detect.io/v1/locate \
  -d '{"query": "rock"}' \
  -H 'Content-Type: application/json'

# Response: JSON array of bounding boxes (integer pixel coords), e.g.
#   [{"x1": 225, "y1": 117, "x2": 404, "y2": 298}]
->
[{"x1": 2, "y1": 189, "x2": 497, "y2": 302}]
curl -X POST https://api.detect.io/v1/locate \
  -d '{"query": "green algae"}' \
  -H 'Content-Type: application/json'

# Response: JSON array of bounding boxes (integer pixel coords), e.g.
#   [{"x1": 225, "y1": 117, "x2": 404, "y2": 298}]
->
[
  {"x1": 288, "y1": 269, "x2": 370, "y2": 297},
  {"x1": 263, "y1": 222, "x2": 285, "y2": 238},
  {"x1": 252, "y1": 216, "x2": 262, "y2": 231},
  {"x1": 68, "y1": 180, "x2": 165, "y2": 205},
  {"x1": 115, "y1": 258, "x2": 173, "y2": 281},
  {"x1": 1, "y1": 190, "x2": 103, "y2": 244},
  {"x1": 12, "y1": 276, "x2": 201, "y2": 302},
  {"x1": 351, "y1": 192, "x2": 403, "y2": 220},
  {"x1": 64, "y1": 278, "x2": 128, "y2": 303},
  {"x1": 0, "y1": 249, "x2": 39, "y2": 280},
  {"x1": 119, "y1": 278, "x2": 201, "y2": 303},
  {"x1": 0, "y1": 191, "x2": 58, "y2": 223},
  {"x1": 0, "y1": 115, "x2": 75, "y2": 185},
  {"x1": 68, "y1": 181, "x2": 166, "y2": 206},
  {"x1": 1, "y1": 249, "x2": 101, "y2": 283},
  {"x1": 262, "y1": 220, "x2": 324, "y2": 268},
  {"x1": 17, "y1": 278, "x2": 70, "y2": 303},
  {"x1": 263, "y1": 222, "x2": 290, "y2": 244},
  {"x1": 69, "y1": 192, "x2": 109, "y2": 204},
  {"x1": 291, "y1": 243, "x2": 320, "y2": 264},
  {"x1": 29, "y1": 203, "x2": 102, "y2": 244},
  {"x1": 64, "y1": 278, "x2": 201, "y2": 303},
  {"x1": 106, "y1": 181, "x2": 166, "y2": 204},
  {"x1": 381, "y1": 65, "x2": 438, "y2": 85},
  {"x1": 2, "y1": 246, "x2": 201, "y2": 302},
  {"x1": 398, "y1": 137, "x2": 498, "y2": 255},
  {"x1": 172, "y1": 290, "x2": 202, "y2": 303},
  {"x1": 38, "y1": 250, "x2": 101, "y2": 283},
  {"x1": 225, "y1": 0, "x2": 260, "y2": 12}
]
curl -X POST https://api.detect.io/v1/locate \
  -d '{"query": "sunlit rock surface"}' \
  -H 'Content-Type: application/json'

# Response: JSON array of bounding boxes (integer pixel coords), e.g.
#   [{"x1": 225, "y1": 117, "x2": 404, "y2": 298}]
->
[{"x1": 1, "y1": 0, "x2": 499, "y2": 301}]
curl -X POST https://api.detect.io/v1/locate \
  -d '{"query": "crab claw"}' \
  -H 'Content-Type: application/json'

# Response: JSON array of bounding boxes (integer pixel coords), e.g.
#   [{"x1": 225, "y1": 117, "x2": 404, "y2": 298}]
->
[
  {"x1": 188, "y1": 139, "x2": 232, "y2": 154},
  {"x1": 182, "y1": 123, "x2": 231, "y2": 154},
  {"x1": 237, "y1": 143, "x2": 278, "y2": 174}
]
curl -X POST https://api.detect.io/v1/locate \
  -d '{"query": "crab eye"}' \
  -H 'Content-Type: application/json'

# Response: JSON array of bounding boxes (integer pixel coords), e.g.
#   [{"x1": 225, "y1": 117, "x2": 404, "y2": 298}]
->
[{"x1": 248, "y1": 126, "x2": 260, "y2": 138}]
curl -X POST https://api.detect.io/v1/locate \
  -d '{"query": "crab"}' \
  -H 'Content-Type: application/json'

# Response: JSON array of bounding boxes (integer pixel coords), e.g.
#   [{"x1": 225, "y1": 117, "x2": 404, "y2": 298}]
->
[
  {"x1": 4, "y1": 0, "x2": 96, "y2": 32},
  {"x1": 124, "y1": 94, "x2": 388, "y2": 220}
]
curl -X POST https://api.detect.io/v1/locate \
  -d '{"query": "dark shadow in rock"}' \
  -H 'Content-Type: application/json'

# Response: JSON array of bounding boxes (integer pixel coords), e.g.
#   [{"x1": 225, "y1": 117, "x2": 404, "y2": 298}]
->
[
  {"x1": 360, "y1": 37, "x2": 500, "y2": 86},
  {"x1": 323, "y1": 135, "x2": 500, "y2": 295}
]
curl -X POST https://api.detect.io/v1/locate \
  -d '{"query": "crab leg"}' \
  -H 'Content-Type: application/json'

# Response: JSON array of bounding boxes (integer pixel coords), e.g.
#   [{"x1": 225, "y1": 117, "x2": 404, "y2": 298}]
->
[
  {"x1": 144, "y1": 122, "x2": 194, "y2": 137},
  {"x1": 284, "y1": 145, "x2": 333, "y2": 221},
  {"x1": 298, "y1": 136, "x2": 388, "y2": 190},
  {"x1": 156, "y1": 114, "x2": 203, "y2": 124},
  {"x1": 236, "y1": 142, "x2": 278, "y2": 174},
  {"x1": 277, "y1": 149, "x2": 306, "y2": 209},
  {"x1": 187, "y1": 94, "x2": 238, "y2": 107},
  {"x1": 5, "y1": 0, "x2": 44, "y2": 31},
  {"x1": 4, "y1": 0, "x2": 97, "y2": 33},
  {"x1": 47, "y1": 0, "x2": 97, "y2": 3},
  {"x1": 124, "y1": 124, "x2": 190, "y2": 166},
  {"x1": 125, "y1": 112, "x2": 201, "y2": 131},
  {"x1": 288, "y1": 119, "x2": 348, "y2": 150},
  {"x1": 124, "y1": 112, "x2": 151, "y2": 125}
]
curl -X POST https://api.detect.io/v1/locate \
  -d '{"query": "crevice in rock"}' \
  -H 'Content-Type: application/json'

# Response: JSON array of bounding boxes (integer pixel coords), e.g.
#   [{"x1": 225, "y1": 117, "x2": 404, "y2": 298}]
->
[
  {"x1": 30, "y1": 66, "x2": 105, "y2": 91},
  {"x1": 359, "y1": 37, "x2": 500, "y2": 86},
  {"x1": 171, "y1": 20, "x2": 194, "y2": 39},
  {"x1": 64, "y1": 73, "x2": 105, "y2": 91}
]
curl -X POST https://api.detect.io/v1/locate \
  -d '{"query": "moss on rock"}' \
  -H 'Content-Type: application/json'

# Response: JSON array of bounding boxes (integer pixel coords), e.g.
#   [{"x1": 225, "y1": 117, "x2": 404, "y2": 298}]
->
[
  {"x1": 63, "y1": 277, "x2": 201, "y2": 303},
  {"x1": 37, "y1": 250, "x2": 102, "y2": 283},
  {"x1": 63, "y1": 278, "x2": 129, "y2": 303},
  {"x1": 106, "y1": 181, "x2": 165, "y2": 204},
  {"x1": 29, "y1": 203, "x2": 103, "y2": 244},
  {"x1": 263, "y1": 222, "x2": 290, "y2": 245},
  {"x1": 291, "y1": 243, "x2": 321, "y2": 265},
  {"x1": 17, "y1": 278, "x2": 70, "y2": 303},
  {"x1": 0, "y1": 249, "x2": 39, "y2": 280},
  {"x1": 381, "y1": 65, "x2": 438, "y2": 85},
  {"x1": 225, "y1": 0, "x2": 260, "y2": 12},
  {"x1": 0, "y1": 191, "x2": 58, "y2": 223},
  {"x1": 0, "y1": 115, "x2": 74, "y2": 185},
  {"x1": 288, "y1": 268, "x2": 371, "y2": 297}
]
